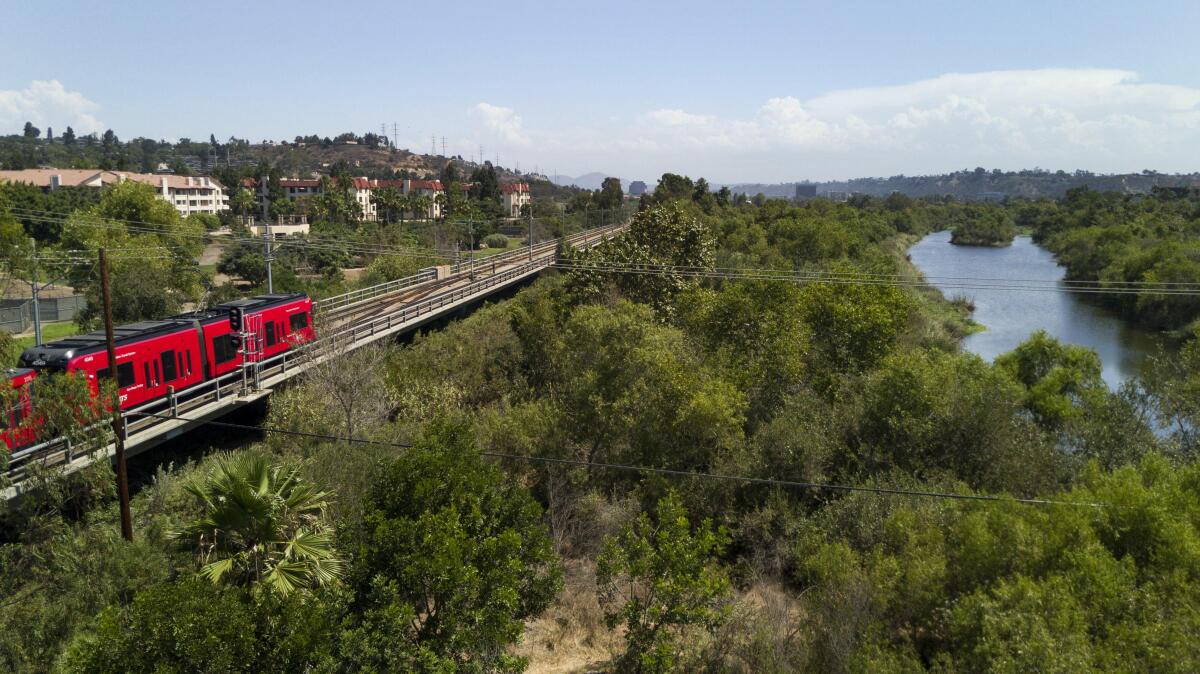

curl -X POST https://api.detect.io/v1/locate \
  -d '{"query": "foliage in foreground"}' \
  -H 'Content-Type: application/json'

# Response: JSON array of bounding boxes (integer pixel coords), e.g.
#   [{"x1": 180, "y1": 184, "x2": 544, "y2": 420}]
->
[
  {"x1": 337, "y1": 421, "x2": 562, "y2": 673},
  {"x1": 597, "y1": 491, "x2": 731, "y2": 673},
  {"x1": 173, "y1": 451, "x2": 344, "y2": 595}
]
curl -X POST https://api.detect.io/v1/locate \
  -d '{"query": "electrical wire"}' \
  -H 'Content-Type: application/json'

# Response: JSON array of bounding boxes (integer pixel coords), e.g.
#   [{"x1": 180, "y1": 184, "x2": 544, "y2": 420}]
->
[
  {"x1": 551, "y1": 261, "x2": 1200, "y2": 296},
  {"x1": 125, "y1": 410, "x2": 1104, "y2": 508},
  {"x1": 6, "y1": 208, "x2": 456, "y2": 262}
]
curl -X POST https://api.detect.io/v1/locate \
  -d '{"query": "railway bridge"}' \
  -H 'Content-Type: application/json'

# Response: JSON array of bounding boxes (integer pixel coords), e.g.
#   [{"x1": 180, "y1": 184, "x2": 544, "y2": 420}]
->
[{"x1": 3, "y1": 223, "x2": 627, "y2": 499}]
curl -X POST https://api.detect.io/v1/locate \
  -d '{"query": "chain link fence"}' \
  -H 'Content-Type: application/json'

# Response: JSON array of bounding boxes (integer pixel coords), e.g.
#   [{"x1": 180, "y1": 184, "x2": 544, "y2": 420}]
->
[{"x1": 0, "y1": 295, "x2": 86, "y2": 334}]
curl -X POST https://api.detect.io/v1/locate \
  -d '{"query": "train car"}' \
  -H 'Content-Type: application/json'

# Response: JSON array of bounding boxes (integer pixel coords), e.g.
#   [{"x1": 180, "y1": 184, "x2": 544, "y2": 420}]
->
[
  {"x1": 213, "y1": 292, "x2": 315, "y2": 364},
  {"x1": 1, "y1": 368, "x2": 38, "y2": 451},
  {"x1": 14, "y1": 292, "x2": 315, "y2": 421},
  {"x1": 19, "y1": 319, "x2": 208, "y2": 410},
  {"x1": 171, "y1": 292, "x2": 315, "y2": 379}
]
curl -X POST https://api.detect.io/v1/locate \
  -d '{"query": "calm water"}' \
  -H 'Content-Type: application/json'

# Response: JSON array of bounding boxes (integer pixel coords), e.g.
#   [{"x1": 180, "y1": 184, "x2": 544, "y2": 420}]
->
[{"x1": 908, "y1": 231, "x2": 1164, "y2": 388}]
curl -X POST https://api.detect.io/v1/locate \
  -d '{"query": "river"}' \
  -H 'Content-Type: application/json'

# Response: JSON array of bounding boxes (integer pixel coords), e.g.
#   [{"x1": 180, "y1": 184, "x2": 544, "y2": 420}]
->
[{"x1": 908, "y1": 230, "x2": 1164, "y2": 388}]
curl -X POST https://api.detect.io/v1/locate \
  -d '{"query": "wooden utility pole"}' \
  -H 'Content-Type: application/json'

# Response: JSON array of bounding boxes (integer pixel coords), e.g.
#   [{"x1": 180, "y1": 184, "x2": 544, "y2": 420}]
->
[{"x1": 100, "y1": 248, "x2": 133, "y2": 542}]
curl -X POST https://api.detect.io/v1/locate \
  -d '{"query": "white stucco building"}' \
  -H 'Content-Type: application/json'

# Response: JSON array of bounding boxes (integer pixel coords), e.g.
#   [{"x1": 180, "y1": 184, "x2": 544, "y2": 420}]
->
[
  {"x1": 0, "y1": 168, "x2": 229, "y2": 217},
  {"x1": 501, "y1": 182, "x2": 530, "y2": 217}
]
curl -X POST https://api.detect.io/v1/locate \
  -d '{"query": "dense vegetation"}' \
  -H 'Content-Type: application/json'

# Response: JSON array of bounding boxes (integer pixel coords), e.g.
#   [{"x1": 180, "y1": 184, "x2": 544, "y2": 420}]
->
[
  {"x1": 1015, "y1": 186, "x2": 1200, "y2": 332},
  {"x1": 949, "y1": 205, "x2": 1017, "y2": 246},
  {"x1": 4, "y1": 177, "x2": 1200, "y2": 672}
]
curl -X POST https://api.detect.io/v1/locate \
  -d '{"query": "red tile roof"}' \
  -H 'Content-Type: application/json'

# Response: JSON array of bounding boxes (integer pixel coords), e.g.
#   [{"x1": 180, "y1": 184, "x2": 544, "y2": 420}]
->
[
  {"x1": 501, "y1": 183, "x2": 530, "y2": 193},
  {"x1": 409, "y1": 180, "x2": 444, "y2": 191}
]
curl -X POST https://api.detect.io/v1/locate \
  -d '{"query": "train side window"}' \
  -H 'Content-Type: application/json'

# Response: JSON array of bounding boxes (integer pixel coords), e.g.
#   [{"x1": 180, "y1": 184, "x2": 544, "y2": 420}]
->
[
  {"x1": 266, "y1": 321, "x2": 277, "y2": 347},
  {"x1": 161, "y1": 350, "x2": 178, "y2": 382},
  {"x1": 144, "y1": 363, "x2": 151, "y2": 388},
  {"x1": 289, "y1": 312, "x2": 308, "y2": 332},
  {"x1": 97, "y1": 363, "x2": 136, "y2": 388},
  {"x1": 153, "y1": 360, "x2": 160, "y2": 384},
  {"x1": 212, "y1": 334, "x2": 237, "y2": 364}
]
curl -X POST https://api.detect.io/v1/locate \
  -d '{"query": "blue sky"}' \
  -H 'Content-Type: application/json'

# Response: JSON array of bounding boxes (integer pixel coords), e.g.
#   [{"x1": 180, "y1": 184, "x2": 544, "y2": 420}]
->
[{"x1": 4, "y1": 0, "x2": 1200, "y2": 182}]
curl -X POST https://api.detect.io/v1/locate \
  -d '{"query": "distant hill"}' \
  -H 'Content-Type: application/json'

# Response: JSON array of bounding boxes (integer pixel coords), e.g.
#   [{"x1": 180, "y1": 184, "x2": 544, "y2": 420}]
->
[
  {"x1": 551, "y1": 173, "x2": 633, "y2": 191},
  {"x1": 719, "y1": 169, "x2": 1200, "y2": 200}
]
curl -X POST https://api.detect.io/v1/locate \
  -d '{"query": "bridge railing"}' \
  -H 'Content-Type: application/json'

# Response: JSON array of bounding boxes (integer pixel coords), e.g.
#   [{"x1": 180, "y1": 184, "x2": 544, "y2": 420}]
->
[
  {"x1": 449, "y1": 222, "x2": 625, "y2": 274},
  {"x1": 315, "y1": 267, "x2": 439, "y2": 316}
]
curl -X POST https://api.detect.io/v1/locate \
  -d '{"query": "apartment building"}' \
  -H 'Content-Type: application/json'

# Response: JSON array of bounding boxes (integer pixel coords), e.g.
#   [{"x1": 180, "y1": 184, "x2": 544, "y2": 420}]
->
[
  {"x1": 242, "y1": 175, "x2": 537, "y2": 222},
  {"x1": 501, "y1": 182, "x2": 531, "y2": 217},
  {"x1": 0, "y1": 168, "x2": 229, "y2": 217}
]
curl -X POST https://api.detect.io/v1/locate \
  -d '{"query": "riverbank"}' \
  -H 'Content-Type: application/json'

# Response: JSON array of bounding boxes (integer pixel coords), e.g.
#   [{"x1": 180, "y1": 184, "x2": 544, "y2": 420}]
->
[
  {"x1": 909, "y1": 230, "x2": 1165, "y2": 387},
  {"x1": 890, "y1": 233, "x2": 983, "y2": 344}
]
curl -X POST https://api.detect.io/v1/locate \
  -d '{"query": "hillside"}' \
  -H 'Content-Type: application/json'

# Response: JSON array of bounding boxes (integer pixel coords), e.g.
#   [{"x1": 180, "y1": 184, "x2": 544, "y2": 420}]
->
[
  {"x1": 723, "y1": 168, "x2": 1200, "y2": 200},
  {"x1": 0, "y1": 131, "x2": 541, "y2": 185}
]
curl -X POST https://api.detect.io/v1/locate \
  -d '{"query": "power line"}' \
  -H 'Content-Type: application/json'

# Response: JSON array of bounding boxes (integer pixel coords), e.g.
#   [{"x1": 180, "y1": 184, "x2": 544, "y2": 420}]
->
[
  {"x1": 551, "y1": 261, "x2": 1200, "y2": 296},
  {"x1": 6, "y1": 208, "x2": 455, "y2": 262},
  {"x1": 125, "y1": 411, "x2": 1103, "y2": 508},
  {"x1": 6, "y1": 204, "x2": 634, "y2": 264}
]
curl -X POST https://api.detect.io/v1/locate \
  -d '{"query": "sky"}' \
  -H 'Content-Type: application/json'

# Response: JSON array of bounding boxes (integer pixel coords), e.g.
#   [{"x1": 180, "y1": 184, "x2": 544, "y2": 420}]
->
[{"x1": 4, "y1": 0, "x2": 1200, "y2": 183}]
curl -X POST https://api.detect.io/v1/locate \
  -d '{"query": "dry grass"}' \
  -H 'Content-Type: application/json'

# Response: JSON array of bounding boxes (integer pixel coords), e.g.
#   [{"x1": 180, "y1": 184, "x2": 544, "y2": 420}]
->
[
  {"x1": 517, "y1": 560, "x2": 622, "y2": 674},
  {"x1": 516, "y1": 560, "x2": 813, "y2": 674}
]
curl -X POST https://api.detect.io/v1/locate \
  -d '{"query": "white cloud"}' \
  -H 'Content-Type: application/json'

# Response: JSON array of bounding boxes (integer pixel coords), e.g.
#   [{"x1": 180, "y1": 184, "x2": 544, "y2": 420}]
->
[
  {"x1": 599, "y1": 69, "x2": 1200, "y2": 180},
  {"x1": 470, "y1": 102, "x2": 529, "y2": 146},
  {"x1": 0, "y1": 80, "x2": 105, "y2": 135}
]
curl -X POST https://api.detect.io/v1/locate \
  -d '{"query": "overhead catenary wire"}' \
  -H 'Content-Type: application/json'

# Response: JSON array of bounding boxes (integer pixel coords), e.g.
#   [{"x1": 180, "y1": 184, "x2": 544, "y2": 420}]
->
[
  {"x1": 551, "y1": 261, "x2": 1200, "y2": 296},
  {"x1": 13, "y1": 204, "x2": 1197, "y2": 296},
  {"x1": 560, "y1": 258, "x2": 1200, "y2": 289},
  {"x1": 125, "y1": 411, "x2": 1105, "y2": 509},
  {"x1": 5, "y1": 208, "x2": 458, "y2": 262},
  {"x1": 6, "y1": 204, "x2": 632, "y2": 264}
]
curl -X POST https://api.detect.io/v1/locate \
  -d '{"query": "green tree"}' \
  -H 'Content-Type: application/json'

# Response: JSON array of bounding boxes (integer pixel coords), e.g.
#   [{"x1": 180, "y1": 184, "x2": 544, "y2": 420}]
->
[
  {"x1": 797, "y1": 275, "x2": 914, "y2": 385},
  {"x1": 174, "y1": 452, "x2": 344, "y2": 596},
  {"x1": 370, "y1": 185, "x2": 403, "y2": 224},
  {"x1": 344, "y1": 421, "x2": 561, "y2": 672},
  {"x1": 62, "y1": 125, "x2": 76, "y2": 145},
  {"x1": 22, "y1": 122, "x2": 39, "y2": 139},
  {"x1": 406, "y1": 192, "x2": 432, "y2": 221},
  {"x1": 565, "y1": 202, "x2": 714, "y2": 316},
  {"x1": 469, "y1": 161, "x2": 502, "y2": 204},
  {"x1": 231, "y1": 187, "x2": 257, "y2": 219},
  {"x1": 548, "y1": 301, "x2": 745, "y2": 473},
  {"x1": 596, "y1": 491, "x2": 731, "y2": 673},
  {"x1": 595, "y1": 176, "x2": 624, "y2": 212},
  {"x1": 995, "y1": 331, "x2": 1105, "y2": 428},
  {"x1": 59, "y1": 181, "x2": 205, "y2": 327},
  {"x1": 58, "y1": 577, "x2": 336, "y2": 673}
]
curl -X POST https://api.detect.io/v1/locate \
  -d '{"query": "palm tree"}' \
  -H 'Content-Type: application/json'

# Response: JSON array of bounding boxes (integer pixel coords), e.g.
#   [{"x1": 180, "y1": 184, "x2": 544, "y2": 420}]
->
[
  {"x1": 371, "y1": 186, "x2": 402, "y2": 224},
  {"x1": 174, "y1": 452, "x2": 344, "y2": 595},
  {"x1": 409, "y1": 193, "x2": 432, "y2": 222},
  {"x1": 231, "y1": 188, "x2": 257, "y2": 223}
]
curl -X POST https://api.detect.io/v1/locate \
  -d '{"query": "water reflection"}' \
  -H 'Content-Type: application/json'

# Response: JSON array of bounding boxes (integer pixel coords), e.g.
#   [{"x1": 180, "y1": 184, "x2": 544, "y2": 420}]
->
[{"x1": 908, "y1": 231, "x2": 1164, "y2": 388}]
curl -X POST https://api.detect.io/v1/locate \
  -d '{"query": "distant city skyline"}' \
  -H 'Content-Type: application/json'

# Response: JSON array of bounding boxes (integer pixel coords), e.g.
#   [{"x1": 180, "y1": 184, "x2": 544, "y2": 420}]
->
[{"x1": 4, "y1": 0, "x2": 1200, "y2": 183}]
